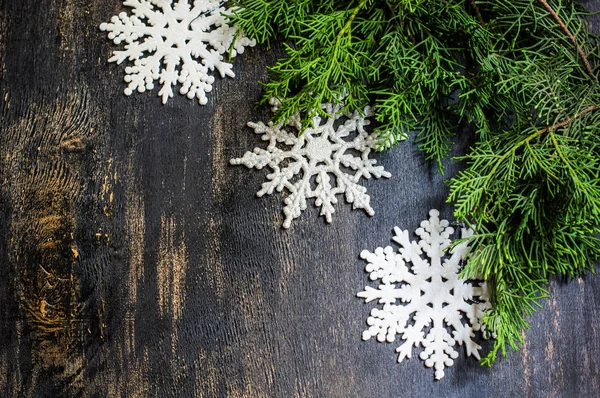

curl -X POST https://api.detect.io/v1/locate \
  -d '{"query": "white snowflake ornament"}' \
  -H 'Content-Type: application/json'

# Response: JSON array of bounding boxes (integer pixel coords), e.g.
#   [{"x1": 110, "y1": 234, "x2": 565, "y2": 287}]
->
[
  {"x1": 230, "y1": 99, "x2": 392, "y2": 229},
  {"x1": 357, "y1": 209, "x2": 491, "y2": 380},
  {"x1": 100, "y1": 0, "x2": 255, "y2": 104}
]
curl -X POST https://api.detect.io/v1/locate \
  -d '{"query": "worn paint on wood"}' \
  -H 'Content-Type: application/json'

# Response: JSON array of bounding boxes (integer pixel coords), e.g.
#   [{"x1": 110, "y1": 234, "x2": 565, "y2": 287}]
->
[{"x1": 1, "y1": 1, "x2": 600, "y2": 397}]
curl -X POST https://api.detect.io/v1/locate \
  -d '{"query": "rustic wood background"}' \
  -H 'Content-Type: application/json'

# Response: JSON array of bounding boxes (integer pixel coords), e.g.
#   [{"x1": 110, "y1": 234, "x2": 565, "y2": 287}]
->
[{"x1": 1, "y1": 1, "x2": 600, "y2": 397}]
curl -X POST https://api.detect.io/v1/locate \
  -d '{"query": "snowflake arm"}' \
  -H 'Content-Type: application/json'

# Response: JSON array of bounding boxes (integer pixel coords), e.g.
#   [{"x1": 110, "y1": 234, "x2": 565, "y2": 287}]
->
[
  {"x1": 357, "y1": 209, "x2": 491, "y2": 380},
  {"x1": 100, "y1": 0, "x2": 255, "y2": 104},
  {"x1": 283, "y1": 178, "x2": 311, "y2": 229},
  {"x1": 396, "y1": 325, "x2": 424, "y2": 361},
  {"x1": 230, "y1": 101, "x2": 392, "y2": 228}
]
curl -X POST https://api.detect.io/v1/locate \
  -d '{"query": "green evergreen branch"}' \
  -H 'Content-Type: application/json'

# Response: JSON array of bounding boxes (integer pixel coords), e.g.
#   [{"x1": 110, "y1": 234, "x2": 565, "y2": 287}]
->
[
  {"x1": 536, "y1": 0, "x2": 595, "y2": 76},
  {"x1": 229, "y1": 0, "x2": 600, "y2": 366},
  {"x1": 338, "y1": 0, "x2": 368, "y2": 39}
]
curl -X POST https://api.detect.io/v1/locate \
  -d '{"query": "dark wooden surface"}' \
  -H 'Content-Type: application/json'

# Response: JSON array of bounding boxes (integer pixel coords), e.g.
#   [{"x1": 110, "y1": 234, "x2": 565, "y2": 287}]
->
[{"x1": 1, "y1": 1, "x2": 600, "y2": 397}]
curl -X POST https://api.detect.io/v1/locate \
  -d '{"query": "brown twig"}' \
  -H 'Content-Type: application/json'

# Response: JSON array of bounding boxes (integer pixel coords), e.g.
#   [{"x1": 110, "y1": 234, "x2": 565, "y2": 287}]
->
[
  {"x1": 538, "y1": 105, "x2": 598, "y2": 135},
  {"x1": 469, "y1": 0, "x2": 484, "y2": 25},
  {"x1": 537, "y1": 0, "x2": 595, "y2": 77}
]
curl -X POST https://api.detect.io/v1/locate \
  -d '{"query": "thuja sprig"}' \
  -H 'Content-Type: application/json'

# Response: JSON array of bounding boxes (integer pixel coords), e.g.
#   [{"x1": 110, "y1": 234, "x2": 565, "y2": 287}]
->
[
  {"x1": 448, "y1": 0, "x2": 600, "y2": 364},
  {"x1": 228, "y1": 0, "x2": 600, "y2": 365},
  {"x1": 229, "y1": 0, "x2": 484, "y2": 171}
]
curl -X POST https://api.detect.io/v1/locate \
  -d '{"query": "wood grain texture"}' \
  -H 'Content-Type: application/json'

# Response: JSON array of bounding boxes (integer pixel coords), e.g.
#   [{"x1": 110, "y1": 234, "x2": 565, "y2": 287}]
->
[{"x1": 0, "y1": 1, "x2": 599, "y2": 397}]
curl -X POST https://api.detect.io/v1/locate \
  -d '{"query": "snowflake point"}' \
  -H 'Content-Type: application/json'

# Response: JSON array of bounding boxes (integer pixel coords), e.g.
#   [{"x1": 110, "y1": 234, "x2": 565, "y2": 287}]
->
[{"x1": 435, "y1": 369, "x2": 445, "y2": 380}]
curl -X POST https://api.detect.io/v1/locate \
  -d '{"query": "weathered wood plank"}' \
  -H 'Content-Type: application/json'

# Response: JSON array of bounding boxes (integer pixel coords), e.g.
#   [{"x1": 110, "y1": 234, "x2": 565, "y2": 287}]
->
[{"x1": 1, "y1": 1, "x2": 599, "y2": 397}]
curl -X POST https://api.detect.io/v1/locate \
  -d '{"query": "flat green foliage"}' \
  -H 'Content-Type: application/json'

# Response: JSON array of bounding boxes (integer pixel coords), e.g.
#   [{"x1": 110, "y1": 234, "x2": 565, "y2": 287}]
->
[
  {"x1": 230, "y1": 0, "x2": 479, "y2": 170},
  {"x1": 229, "y1": 0, "x2": 600, "y2": 365}
]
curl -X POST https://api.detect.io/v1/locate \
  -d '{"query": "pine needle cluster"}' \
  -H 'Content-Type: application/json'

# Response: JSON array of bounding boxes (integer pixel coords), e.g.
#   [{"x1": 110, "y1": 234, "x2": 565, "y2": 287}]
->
[{"x1": 228, "y1": 0, "x2": 600, "y2": 365}]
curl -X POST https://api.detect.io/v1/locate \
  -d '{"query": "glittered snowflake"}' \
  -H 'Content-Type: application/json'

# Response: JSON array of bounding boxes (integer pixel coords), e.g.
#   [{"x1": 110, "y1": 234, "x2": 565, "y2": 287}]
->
[
  {"x1": 357, "y1": 209, "x2": 491, "y2": 380},
  {"x1": 230, "y1": 99, "x2": 392, "y2": 229},
  {"x1": 100, "y1": 0, "x2": 255, "y2": 104}
]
